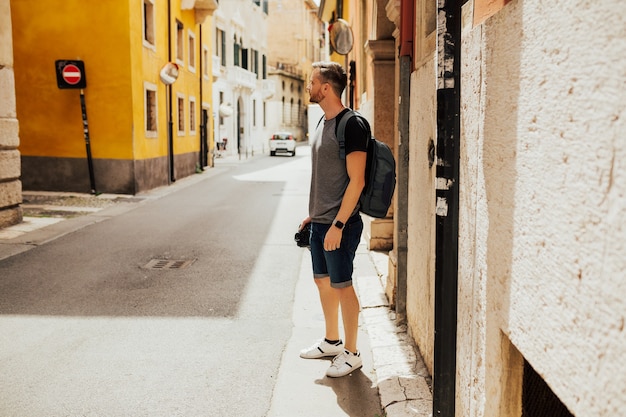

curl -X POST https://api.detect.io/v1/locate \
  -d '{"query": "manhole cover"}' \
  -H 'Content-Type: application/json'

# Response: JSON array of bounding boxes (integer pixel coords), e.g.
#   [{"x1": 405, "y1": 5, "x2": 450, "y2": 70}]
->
[{"x1": 143, "y1": 259, "x2": 196, "y2": 270}]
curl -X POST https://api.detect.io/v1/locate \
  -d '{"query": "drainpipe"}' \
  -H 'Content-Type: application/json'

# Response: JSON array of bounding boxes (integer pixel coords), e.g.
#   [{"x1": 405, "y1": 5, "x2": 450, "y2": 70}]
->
[
  {"x1": 198, "y1": 23, "x2": 205, "y2": 170},
  {"x1": 167, "y1": 0, "x2": 176, "y2": 183},
  {"x1": 433, "y1": 0, "x2": 461, "y2": 415},
  {"x1": 395, "y1": 0, "x2": 414, "y2": 322}
]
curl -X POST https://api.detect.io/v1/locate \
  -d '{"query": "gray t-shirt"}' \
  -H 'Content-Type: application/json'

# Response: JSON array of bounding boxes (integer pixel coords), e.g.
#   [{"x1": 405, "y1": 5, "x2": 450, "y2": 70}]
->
[{"x1": 309, "y1": 109, "x2": 369, "y2": 223}]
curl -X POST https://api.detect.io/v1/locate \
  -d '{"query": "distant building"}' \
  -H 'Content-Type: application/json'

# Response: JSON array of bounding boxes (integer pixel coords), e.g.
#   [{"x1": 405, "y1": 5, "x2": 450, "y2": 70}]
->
[
  {"x1": 10, "y1": 0, "x2": 217, "y2": 194},
  {"x1": 211, "y1": 0, "x2": 275, "y2": 158},
  {"x1": 266, "y1": 0, "x2": 326, "y2": 142}
]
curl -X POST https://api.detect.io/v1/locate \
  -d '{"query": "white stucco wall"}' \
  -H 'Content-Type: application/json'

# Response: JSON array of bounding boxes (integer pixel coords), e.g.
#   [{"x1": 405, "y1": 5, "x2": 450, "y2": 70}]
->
[
  {"x1": 456, "y1": 0, "x2": 626, "y2": 416},
  {"x1": 407, "y1": 56, "x2": 437, "y2": 375}
]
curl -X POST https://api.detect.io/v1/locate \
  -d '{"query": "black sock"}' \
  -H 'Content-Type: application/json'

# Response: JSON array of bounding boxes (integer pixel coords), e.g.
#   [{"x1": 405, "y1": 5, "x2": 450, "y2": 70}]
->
[{"x1": 325, "y1": 338, "x2": 341, "y2": 345}]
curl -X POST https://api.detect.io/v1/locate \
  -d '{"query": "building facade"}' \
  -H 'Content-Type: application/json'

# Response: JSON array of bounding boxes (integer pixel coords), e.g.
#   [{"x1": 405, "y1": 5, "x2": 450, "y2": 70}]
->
[
  {"x1": 10, "y1": 0, "x2": 216, "y2": 194},
  {"x1": 319, "y1": 0, "x2": 626, "y2": 416},
  {"x1": 0, "y1": 0, "x2": 21, "y2": 228},
  {"x1": 211, "y1": 0, "x2": 275, "y2": 158},
  {"x1": 318, "y1": 0, "x2": 396, "y2": 252},
  {"x1": 266, "y1": 0, "x2": 326, "y2": 142}
]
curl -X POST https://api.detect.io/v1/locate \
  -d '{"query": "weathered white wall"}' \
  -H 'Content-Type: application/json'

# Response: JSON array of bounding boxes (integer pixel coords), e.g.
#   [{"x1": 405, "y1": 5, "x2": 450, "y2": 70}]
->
[
  {"x1": 456, "y1": 0, "x2": 626, "y2": 416},
  {"x1": 406, "y1": 56, "x2": 437, "y2": 375}
]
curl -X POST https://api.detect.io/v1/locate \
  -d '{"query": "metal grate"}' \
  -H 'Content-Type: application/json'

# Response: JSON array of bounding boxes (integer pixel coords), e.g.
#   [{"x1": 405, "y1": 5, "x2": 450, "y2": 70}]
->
[
  {"x1": 143, "y1": 259, "x2": 196, "y2": 270},
  {"x1": 522, "y1": 360, "x2": 575, "y2": 417}
]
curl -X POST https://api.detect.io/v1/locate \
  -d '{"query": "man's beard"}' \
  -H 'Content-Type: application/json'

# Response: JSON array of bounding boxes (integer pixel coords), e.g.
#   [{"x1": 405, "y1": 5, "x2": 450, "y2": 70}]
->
[{"x1": 309, "y1": 91, "x2": 323, "y2": 103}]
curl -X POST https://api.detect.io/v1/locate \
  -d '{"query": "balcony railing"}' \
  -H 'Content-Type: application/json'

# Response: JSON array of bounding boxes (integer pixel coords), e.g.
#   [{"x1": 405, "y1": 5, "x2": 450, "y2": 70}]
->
[
  {"x1": 261, "y1": 79, "x2": 276, "y2": 99},
  {"x1": 226, "y1": 66, "x2": 257, "y2": 90}
]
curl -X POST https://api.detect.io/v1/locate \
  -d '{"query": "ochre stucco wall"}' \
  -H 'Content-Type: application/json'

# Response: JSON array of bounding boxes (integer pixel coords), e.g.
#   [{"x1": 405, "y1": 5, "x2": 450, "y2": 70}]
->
[{"x1": 12, "y1": 1, "x2": 134, "y2": 159}]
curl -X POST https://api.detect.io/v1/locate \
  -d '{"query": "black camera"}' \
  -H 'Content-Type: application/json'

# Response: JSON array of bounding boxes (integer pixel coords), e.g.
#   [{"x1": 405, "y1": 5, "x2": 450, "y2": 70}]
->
[{"x1": 294, "y1": 223, "x2": 311, "y2": 248}]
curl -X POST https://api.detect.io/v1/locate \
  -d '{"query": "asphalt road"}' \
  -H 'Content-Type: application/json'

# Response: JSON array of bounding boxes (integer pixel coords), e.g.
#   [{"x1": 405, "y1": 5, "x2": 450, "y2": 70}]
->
[{"x1": 0, "y1": 151, "x2": 313, "y2": 416}]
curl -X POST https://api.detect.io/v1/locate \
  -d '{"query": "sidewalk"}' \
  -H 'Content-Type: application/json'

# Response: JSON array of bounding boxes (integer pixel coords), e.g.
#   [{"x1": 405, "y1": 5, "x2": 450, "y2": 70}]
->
[{"x1": 0, "y1": 173, "x2": 433, "y2": 417}]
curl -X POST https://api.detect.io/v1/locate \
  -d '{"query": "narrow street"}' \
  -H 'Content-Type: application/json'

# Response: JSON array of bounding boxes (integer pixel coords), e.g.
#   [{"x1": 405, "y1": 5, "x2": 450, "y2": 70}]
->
[{"x1": 0, "y1": 148, "x2": 393, "y2": 417}]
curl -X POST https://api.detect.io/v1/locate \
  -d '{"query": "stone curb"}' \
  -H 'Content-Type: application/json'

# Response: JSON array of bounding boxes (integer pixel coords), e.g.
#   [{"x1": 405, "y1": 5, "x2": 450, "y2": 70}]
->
[{"x1": 355, "y1": 250, "x2": 433, "y2": 417}]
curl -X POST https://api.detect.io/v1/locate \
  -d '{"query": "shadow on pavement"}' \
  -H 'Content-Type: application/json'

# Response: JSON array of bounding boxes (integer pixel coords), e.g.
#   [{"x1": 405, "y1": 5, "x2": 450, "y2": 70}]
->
[{"x1": 315, "y1": 370, "x2": 384, "y2": 417}]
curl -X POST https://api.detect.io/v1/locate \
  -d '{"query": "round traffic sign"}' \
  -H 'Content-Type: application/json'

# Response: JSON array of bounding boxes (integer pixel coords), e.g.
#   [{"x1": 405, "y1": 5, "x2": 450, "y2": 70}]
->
[{"x1": 62, "y1": 64, "x2": 82, "y2": 85}]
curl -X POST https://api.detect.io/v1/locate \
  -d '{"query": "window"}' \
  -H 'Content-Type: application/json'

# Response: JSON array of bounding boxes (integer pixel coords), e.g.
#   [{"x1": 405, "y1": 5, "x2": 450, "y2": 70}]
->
[
  {"x1": 143, "y1": 0, "x2": 155, "y2": 47},
  {"x1": 189, "y1": 97, "x2": 196, "y2": 133},
  {"x1": 177, "y1": 95, "x2": 185, "y2": 134},
  {"x1": 144, "y1": 82, "x2": 157, "y2": 136},
  {"x1": 219, "y1": 92, "x2": 224, "y2": 126},
  {"x1": 252, "y1": 99, "x2": 256, "y2": 126},
  {"x1": 262, "y1": 54, "x2": 267, "y2": 79},
  {"x1": 203, "y1": 46, "x2": 209, "y2": 78},
  {"x1": 176, "y1": 20, "x2": 184, "y2": 62},
  {"x1": 252, "y1": 49, "x2": 259, "y2": 78},
  {"x1": 188, "y1": 30, "x2": 196, "y2": 71},
  {"x1": 242, "y1": 48, "x2": 248, "y2": 70},
  {"x1": 234, "y1": 36, "x2": 240, "y2": 67},
  {"x1": 217, "y1": 29, "x2": 226, "y2": 66},
  {"x1": 282, "y1": 97, "x2": 285, "y2": 123}
]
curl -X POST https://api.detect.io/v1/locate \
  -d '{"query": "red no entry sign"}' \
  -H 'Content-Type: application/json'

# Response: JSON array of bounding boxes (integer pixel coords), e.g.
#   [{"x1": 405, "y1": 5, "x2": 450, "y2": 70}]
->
[
  {"x1": 55, "y1": 60, "x2": 87, "y2": 89},
  {"x1": 62, "y1": 64, "x2": 82, "y2": 85}
]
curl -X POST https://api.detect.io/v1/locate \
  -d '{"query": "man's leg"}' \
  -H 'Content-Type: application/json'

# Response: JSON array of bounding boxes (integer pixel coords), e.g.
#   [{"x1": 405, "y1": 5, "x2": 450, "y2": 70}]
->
[
  {"x1": 314, "y1": 276, "x2": 340, "y2": 341},
  {"x1": 337, "y1": 285, "x2": 360, "y2": 353}
]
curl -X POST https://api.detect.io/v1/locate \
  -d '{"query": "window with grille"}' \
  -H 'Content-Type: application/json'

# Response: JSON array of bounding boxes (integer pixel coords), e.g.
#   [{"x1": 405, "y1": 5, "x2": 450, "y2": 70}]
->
[
  {"x1": 188, "y1": 30, "x2": 196, "y2": 71},
  {"x1": 177, "y1": 95, "x2": 185, "y2": 133},
  {"x1": 189, "y1": 97, "x2": 196, "y2": 133},
  {"x1": 144, "y1": 83, "x2": 157, "y2": 136},
  {"x1": 522, "y1": 360, "x2": 574, "y2": 417}
]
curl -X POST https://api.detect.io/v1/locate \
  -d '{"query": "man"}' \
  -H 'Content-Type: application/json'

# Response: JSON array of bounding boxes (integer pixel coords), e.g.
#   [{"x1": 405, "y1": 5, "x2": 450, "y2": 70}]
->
[{"x1": 299, "y1": 62, "x2": 369, "y2": 378}]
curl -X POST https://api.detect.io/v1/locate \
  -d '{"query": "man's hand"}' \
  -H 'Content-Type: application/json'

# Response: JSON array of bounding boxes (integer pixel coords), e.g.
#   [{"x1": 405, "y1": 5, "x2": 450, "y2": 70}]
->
[
  {"x1": 299, "y1": 216, "x2": 311, "y2": 232},
  {"x1": 324, "y1": 226, "x2": 343, "y2": 251}
]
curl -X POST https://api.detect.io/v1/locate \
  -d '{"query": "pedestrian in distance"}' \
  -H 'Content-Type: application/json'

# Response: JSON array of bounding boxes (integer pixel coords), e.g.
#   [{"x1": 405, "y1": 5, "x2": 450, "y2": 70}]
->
[{"x1": 298, "y1": 61, "x2": 369, "y2": 378}]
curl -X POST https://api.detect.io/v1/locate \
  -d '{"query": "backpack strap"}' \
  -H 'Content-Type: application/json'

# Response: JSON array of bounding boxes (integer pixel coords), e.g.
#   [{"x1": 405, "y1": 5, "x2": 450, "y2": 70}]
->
[
  {"x1": 315, "y1": 115, "x2": 324, "y2": 131},
  {"x1": 336, "y1": 110, "x2": 358, "y2": 159}
]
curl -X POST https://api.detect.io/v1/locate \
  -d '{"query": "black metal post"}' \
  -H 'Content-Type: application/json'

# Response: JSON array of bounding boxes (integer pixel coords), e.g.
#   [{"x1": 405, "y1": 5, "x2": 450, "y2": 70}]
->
[
  {"x1": 198, "y1": 24, "x2": 206, "y2": 170},
  {"x1": 167, "y1": 85, "x2": 175, "y2": 183},
  {"x1": 167, "y1": 0, "x2": 175, "y2": 183},
  {"x1": 433, "y1": 0, "x2": 461, "y2": 415},
  {"x1": 79, "y1": 89, "x2": 96, "y2": 194}
]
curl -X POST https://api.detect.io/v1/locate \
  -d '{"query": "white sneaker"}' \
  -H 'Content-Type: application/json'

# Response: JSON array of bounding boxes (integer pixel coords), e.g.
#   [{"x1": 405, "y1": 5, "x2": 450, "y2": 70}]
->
[
  {"x1": 299, "y1": 339, "x2": 344, "y2": 359},
  {"x1": 326, "y1": 350, "x2": 363, "y2": 377}
]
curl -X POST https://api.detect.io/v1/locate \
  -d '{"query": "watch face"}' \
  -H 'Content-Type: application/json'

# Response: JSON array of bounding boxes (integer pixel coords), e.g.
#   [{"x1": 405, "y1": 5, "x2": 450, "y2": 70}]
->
[{"x1": 334, "y1": 220, "x2": 345, "y2": 230}]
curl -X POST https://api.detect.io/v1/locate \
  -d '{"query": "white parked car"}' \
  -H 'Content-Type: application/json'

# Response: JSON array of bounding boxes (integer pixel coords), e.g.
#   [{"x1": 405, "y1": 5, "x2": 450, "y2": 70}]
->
[{"x1": 269, "y1": 132, "x2": 296, "y2": 156}]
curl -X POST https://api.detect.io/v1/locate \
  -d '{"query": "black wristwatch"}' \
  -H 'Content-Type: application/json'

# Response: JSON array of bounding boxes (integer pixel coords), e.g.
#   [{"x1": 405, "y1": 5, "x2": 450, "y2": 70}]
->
[{"x1": 332, "y1": 219, "x2": 345, "y2": 230}]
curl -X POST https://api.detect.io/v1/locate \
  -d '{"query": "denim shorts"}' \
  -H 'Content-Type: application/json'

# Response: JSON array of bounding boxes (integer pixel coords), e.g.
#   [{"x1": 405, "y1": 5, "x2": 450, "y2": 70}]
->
[{"x1": 310, "y1": 214, "x2": 363, "y2": 288}]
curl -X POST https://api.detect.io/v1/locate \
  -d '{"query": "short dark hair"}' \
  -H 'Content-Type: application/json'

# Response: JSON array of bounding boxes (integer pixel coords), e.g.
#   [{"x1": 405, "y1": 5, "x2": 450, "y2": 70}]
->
[{"x1": 312, "y1": 61, "x2": 347, "y2": 97}]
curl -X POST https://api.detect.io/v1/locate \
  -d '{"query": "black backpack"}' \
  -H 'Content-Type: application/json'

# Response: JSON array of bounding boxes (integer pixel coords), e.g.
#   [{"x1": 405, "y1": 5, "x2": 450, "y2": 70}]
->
[{"x1": 336, "y1": 110, "x2": 396, "y2": 218}]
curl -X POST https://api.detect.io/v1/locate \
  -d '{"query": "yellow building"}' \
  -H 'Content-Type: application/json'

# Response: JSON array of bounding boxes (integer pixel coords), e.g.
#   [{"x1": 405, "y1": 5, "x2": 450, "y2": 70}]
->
[{"x1": 10, "y1": 0, "x2": 217, "y2": 194}]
